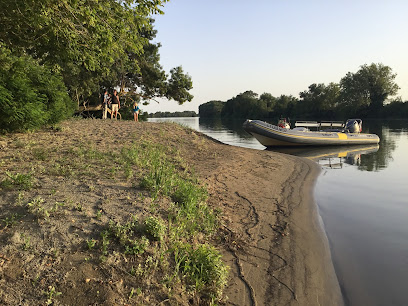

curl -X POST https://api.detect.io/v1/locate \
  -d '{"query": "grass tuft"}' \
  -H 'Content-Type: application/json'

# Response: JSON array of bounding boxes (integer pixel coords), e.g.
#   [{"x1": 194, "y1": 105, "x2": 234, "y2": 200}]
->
[{"x1": 174, "y1": 243, "x2": 229, "y2": 300}]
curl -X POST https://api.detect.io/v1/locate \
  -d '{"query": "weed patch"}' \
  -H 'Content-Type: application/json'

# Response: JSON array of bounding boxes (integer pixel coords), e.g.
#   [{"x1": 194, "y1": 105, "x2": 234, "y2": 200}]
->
[
  {"x1": 174, "y1": 243, "x2": 229, "y2": 300},
  {"x1": 0, "y1": 171, "x2": 33, "y2": 190}
]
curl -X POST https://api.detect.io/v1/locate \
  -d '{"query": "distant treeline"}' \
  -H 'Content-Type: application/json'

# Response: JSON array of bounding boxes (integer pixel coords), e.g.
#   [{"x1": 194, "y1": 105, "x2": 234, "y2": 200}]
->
[
  {"x1": 199, "y1": 63, "x2": 407, "y2": 120},
  {"x1": 148, "y1": 111, "x2": 198, "y2": 118}
]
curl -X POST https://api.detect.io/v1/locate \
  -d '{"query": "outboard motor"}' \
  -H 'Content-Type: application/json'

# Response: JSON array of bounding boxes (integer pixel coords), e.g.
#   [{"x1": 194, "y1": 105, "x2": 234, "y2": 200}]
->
[{"x1": 345, "y1": 119, "x2": 362, "y2": 133}]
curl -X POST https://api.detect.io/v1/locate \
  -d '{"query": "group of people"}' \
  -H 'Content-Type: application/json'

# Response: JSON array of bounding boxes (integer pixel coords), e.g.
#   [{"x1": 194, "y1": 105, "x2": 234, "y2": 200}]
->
[{"x1": 102, "y1": 89, "x2": 140, "y2": 122}]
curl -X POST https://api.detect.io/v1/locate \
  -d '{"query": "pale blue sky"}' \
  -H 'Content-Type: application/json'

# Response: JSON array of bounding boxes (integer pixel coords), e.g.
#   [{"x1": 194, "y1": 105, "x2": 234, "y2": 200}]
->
[{"x1": 143, "y1": 0, "x2": 408, "y2": 113}]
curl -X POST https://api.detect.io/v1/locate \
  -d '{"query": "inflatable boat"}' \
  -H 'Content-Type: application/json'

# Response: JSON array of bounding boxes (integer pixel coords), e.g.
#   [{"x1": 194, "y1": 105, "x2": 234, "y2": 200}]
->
[{"x1": 243, "y1": 119, "x2": 380, "y2": 147}]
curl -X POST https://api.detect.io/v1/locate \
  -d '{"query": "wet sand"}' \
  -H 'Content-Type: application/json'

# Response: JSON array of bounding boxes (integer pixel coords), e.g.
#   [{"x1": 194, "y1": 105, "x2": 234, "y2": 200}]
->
[{"x1": 196, "y1": 144, "x2": 344, "y2": 305}]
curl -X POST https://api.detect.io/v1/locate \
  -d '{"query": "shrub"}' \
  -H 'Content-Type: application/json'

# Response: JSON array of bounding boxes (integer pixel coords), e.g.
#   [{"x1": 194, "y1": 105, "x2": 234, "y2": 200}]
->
[{"x1": 0, "y1": 45, "x2": 75, "y2": 132}]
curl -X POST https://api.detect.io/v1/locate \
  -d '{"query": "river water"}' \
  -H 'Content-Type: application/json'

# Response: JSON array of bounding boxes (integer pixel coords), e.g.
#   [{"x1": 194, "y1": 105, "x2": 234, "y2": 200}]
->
[{"x1": 149, "y1": 117, "x2": 408, "y2": 306}]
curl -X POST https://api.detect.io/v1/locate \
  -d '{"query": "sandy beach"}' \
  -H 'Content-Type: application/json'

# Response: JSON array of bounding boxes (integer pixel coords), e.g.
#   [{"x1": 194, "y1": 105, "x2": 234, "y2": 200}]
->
[{"x1": 0, "y1": 119, "x2": 343, "y2": 305}]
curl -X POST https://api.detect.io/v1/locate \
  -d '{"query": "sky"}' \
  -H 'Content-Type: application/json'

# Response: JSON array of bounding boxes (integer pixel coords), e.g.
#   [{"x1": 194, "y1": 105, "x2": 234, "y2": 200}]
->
[{"x1": 142, "y1": 0, "x2": 408, "y2": 113}]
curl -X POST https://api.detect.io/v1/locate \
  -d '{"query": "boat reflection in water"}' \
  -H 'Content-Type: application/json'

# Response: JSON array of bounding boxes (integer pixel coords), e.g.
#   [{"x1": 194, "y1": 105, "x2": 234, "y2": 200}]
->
[{"x1": 268, "y1": 144, "x2": 380, "y2": 169}]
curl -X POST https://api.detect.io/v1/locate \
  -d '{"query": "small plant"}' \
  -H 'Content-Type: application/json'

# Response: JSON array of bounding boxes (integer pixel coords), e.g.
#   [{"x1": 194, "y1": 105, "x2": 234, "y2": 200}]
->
[
  {"x1": 2, "y1": 213, "x2": 21, "y2": 228},
  {"x1": 44, "y1": 286, "x2": 62, "y2": 305},
  {"x1": 171, "y1": 179, "x2": 207, "y2": 209},
  {"x1": 129, "y1": 287, "x2": 135, "y2": 299},
  {"x1": 32, "y1": 147, "x2": 48, "y2": 161},
  {"x1": 53, "y1": 202, "x2": 65, "y2": 211},
  {"x1": 75, "y1": 203, "x2": 83, "y2": 212},
  {"x1": 96, "y1": 209, "x2": 102, "y2": 220},
  {"x1": 31, "y1": 273, "x2": 41, "y2": 286},
  {"x1": 124, "y1": 164, "x2": 133, "y2": 179},
  {"x1": 52, "y1": 248, "x2": 60, "y2": 258},
  {"x1": 21, "y1": 234, "x2": 31, "y2": 250},
  {"x1": 87, "y1": 239, "x2": 97, "y2": 250},
  {"x1": 144, "y1": 216, "x2": 166, "y2": 241},
  {"x1": 124, "y1": 236, "x2": 149, "y2": 255},
  {"x1": 106, "y1": 218, "x2": 151, "y2": 255},
  {"x1": 130, "y1": 264, "x2": 144, "y2": 277},
  {"x1": 129, "y1": 287, "x2": 142, "y2": 299},
  {"x1": 49, "y1": 162, "x2": 73, "y2": 177},
  {"x1": 16, "y1": 192, "x2": 25, "y2": 205},
  {"x1": 100, "y1": 230, "x2": 110, "y2": 256},
  {"x1": 0, "y1": 171, "x2": 33, "y2": 190},
  {"x1": 27, "y1": 197, "x2": 49, "y2": 219},
  {"x1": 142, "y1": 163, "x2": 177, "y2": 195}
]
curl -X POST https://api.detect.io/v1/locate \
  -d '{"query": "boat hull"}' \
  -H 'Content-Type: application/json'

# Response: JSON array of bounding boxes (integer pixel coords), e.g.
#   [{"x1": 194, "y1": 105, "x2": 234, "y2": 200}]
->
[{"x1": 243, "y1": 120, "x2": 380, "y2": 147}]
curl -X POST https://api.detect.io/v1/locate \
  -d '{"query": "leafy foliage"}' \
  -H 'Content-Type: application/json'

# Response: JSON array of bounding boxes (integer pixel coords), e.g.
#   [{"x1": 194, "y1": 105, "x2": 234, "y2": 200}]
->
[
  {"x1": 165, "y1": 66, "x2": 193, "y2": 104},
  {"x1": 0, "y1": 45, "x2": 75, "y2": 132},
  {"x1": 0, "y1": 0, "x2": 193, "y2": 130}
]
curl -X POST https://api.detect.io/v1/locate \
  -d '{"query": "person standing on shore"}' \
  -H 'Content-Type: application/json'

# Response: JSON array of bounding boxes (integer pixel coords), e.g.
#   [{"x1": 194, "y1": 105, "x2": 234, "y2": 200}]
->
[
  {"x1": 102, "y1": 89, "x2": 109, "y2": 119},
  {"x1": 133, "y1": 101, "x2": 140, "y2": 122},
  {"x1": 111, "y1": 90, "x2": 120, "y2": 120}
]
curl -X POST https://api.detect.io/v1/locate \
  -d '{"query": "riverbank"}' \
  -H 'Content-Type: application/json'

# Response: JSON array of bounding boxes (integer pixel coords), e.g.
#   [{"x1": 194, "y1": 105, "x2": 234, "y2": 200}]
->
[{"x1": 0, "y1": 118, "x2": 342, "y2": 305}]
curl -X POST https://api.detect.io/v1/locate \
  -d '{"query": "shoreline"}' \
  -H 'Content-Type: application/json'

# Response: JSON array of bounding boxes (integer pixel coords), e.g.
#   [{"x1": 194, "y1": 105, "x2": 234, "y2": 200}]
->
[
  {"x1": 198, "y1": 143, "x2": 343, "y2": 305},
  {"x1": 0, "y1": 119, "x2": 343, "y2": 305}
]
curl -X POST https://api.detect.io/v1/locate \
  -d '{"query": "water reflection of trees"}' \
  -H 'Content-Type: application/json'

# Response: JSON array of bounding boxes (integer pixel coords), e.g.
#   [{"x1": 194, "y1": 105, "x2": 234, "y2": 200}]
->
[
  {"x1": 199, "y1": 117, "x2": 253, "y2": 138},
  {"x1": 357, "y1": 120, "x2": 399, "y2": 171}
]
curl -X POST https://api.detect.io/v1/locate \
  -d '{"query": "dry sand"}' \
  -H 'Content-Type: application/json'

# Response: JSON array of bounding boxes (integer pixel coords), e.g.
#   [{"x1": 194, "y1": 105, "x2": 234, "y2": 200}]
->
[{"x1": 0, "y1": 119, "x2": 343, "y2": 305}]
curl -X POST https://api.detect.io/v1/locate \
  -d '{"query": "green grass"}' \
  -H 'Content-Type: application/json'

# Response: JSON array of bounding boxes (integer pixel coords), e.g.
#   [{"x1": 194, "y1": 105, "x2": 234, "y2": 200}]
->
[
  {"x1": 174, "y1": 243, "x2": 229, "y2": 300},
  {"x1": 0, "y1": 171, "x2": 33, "y2": 190},
  {"x1": 78, "y1": 140, "x2": 229, "y2": 302},
  {"x1": 2, "y1": 131, "x2": 228, "y2": 303}
]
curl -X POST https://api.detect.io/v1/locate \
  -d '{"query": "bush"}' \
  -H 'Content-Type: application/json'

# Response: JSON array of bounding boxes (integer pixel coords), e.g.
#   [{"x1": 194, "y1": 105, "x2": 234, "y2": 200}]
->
[{"x1": 0, "y1": 45, "x2": 75, "y2": 132}]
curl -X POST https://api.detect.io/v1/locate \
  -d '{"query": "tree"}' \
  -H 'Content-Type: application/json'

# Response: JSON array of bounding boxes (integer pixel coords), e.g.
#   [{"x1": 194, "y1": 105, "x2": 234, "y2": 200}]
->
[
  {"x1": 221, "y1": 91, "x2": 265, "y2": 118},
  {"x1": 0, "y1": 0, "x2": 166, "y2": 103},
  {"x1": 339, "y1": 63, "x2": 399, "y2": 117},
  {"x1": 166, "y1": 66, "x2": 193, "y2": 104},
  {"x1": 199, "y1": 101, "x2": 225, "y2": 117},
  {"x1": 112, "y1": 20, "x2": 193, "y2": 107},
  {"x1": 0, "y1": 0, "x2": 194, "y2": 130},
  {"x1": 298, "y1": 83, "x2": 340, "y2": 119},
  {"x1": 272, "y1": 95, "x2": 299, "y2": 118},
  {"x1": 259, "y1": 93, "x2": 277, "y2": 114}
]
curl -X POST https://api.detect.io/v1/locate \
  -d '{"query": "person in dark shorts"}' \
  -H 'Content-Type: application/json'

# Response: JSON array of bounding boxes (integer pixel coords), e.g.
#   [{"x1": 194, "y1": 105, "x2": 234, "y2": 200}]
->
[{"x1": 111, "y1": 90, "x2": 120, "y2": 119}]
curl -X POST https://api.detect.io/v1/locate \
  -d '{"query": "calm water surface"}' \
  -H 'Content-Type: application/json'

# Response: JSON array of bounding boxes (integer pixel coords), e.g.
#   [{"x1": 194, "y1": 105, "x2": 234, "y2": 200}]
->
[{"x1": 148, "y1": 117, "x2": 408, "y2": 306}]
